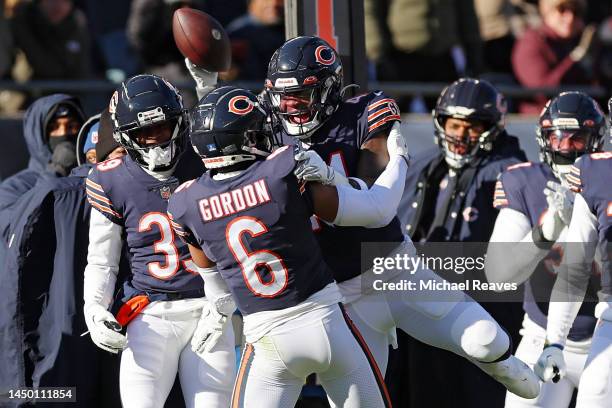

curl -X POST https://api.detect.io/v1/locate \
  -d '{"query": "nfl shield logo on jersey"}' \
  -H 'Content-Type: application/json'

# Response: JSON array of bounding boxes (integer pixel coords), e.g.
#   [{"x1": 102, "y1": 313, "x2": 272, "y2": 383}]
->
[{"x1": 160, "y1": 185, "x2": 173, "y2": 200}]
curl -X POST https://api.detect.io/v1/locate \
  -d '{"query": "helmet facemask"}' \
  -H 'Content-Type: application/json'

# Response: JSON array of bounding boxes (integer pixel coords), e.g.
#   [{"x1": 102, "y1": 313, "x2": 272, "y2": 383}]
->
[
  {"x1": 434, "y1": 115, "x2": 500, "y2": 169},
  {"x1": 537, "y1": 92, "x2": 607, "y2": 183},
  {"x1": 111, "y1": 74, "x2": 188, "y2": 172},
  {"x1": 267, "y1": 74, "x2": 341, "y2": 140},
  {"x1": 116, "y1": 115, "x2": 186, "y2": 172},
  {"x1": 537, "y1": 126, "x2": 602, "y2": 182}
]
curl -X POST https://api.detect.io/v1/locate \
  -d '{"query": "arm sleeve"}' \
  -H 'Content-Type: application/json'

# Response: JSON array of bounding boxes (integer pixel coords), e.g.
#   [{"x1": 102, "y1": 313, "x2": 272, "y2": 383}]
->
[
  {"x1": 83, "y1": 208, "x2": 123, "y2": 310},
  {"x1": 485, "y1": 207, "x2": 551, "y2": 286},
  {"x1": 546, "y1": 193, "x2": 598, "y2": 346},
  {"x1": 195, "y1": 266, "x2": 236, "y2": 316},
  {"x1": 195, "y1": 266, "x2": 231, "y2": 301},
  {"x1": 333, "y1": 155, "x2": 408, "y2": 228}
]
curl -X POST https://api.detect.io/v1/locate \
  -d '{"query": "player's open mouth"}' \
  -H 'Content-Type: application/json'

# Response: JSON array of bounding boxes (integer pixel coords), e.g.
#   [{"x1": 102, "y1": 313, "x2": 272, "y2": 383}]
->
[{"x1": 289, "y1": 113, "x2": 311, "y2": 124}]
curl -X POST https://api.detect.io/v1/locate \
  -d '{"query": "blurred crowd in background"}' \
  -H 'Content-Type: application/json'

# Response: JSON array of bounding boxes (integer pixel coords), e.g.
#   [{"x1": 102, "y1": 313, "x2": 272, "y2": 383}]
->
[{"x1": 1, "y1": 0, "x2": 611, "y2": 115}]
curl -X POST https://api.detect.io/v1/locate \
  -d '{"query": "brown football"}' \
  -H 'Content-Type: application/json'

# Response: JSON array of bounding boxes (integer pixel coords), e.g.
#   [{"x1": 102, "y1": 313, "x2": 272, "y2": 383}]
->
[{"x1": 172, "y1": 8, "x2": 231, "y2": 72}]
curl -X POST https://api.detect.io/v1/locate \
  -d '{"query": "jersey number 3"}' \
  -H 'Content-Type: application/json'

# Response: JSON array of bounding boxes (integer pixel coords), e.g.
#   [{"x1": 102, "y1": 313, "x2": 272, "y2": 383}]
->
[
  {"x1": 139, "y1": 212, "x2": 196, "y2": 279},
  {"x1": 226, "y1": 216, "x2": 288, "y2": 297}
]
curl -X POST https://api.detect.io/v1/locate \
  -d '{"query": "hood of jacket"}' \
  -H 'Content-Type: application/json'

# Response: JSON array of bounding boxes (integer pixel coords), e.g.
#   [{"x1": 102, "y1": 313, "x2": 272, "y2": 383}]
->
[{"x1": 23, "y1": 94, "x2": 84, "y2": 174}]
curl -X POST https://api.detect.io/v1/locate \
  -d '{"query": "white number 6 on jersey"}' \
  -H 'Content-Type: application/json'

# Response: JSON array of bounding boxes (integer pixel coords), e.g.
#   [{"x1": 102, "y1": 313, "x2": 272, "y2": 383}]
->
[{"x1": 226, "y1": 216, "x2": 288, "y2": 297}]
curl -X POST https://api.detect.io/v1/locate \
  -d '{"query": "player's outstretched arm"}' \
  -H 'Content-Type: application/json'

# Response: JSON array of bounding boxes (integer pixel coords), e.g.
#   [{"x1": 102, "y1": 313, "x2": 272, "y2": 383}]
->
[
  {"x1": 187, "y1": 244, "x2": 236, "y2": 355},
  {"x1": 485, "y1": 207, "x2": 552, "y2": 287},
  {"x1": 534, "y1": 192, "x2": 597, "y2": 383},
  {"x1": 188, "y1": 244, "x2": 233, "y2": 304},
  {"x1": 545, "y1": 192, "x2": 597, "y2": 348},
  {"x1": 297, "y1": 122, "x2": 410, "y2": 228},
  {"x1": 185, "y1": 58, "x2": 219, "y2": 100}
]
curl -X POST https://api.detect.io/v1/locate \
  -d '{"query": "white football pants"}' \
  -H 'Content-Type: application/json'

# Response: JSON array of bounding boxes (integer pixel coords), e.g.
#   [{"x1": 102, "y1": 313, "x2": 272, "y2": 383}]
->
[
  {"x1": 505, "y1": 314, "x2": 590, "y2": 408},
  {"x1": 231, "y1": 304, "x2": 390, "y2": 408},
  {"x1": 576, "y1": 313, "x2": 612, "y2": 408},
  {"x1": 119, "y1": 302, "x2": 236, "y2": 408},
  {"x1": 341, "y1": 240, "x2": 511, "y2": 376}
]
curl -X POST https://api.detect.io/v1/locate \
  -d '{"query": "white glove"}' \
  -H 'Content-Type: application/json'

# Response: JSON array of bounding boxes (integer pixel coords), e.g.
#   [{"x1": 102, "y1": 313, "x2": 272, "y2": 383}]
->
[
  {"x1": 386, "y1": 122, "x2": 409, "y2": 162},
  {"x1": 191, "y1": 300, "x2": 231, "y2": 356},
  {"x1": 185, "y1": 58, "x2": 218, "y2": 100},
  {"x1": 294, "y1": 150, "x2": 348, "y2": 186},
  {"x1": 84, "y1": 303, "x2": 127, "y2": 354},
  {"x1": 544, "y1": 181, "x2": 574, "y2": 225},
  {"x1": 534, "y1": 345, "x2": 566, "y2": 383},
  {"x1": 540, "y1": 209, "x2": 565, "y2": 242}
]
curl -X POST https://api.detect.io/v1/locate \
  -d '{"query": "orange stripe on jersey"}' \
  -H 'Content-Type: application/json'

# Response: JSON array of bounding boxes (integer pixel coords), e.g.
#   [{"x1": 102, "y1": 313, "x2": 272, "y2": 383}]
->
[
  {"x1": 368, "y1": 98, "x2": 395, "y2": 111},
  {"x1": 85, "y1": 178, "x2": 105, "y2": 192},
  {"x1": 493, "y1": 199, "x2": 509, "y2": 208},
  {"x1": 89, "y1": 201, "x2": 123, "y2": 219},
  {"x1": 566, "y1": 174, "x2": 581, "y2": 188},
  {"x1": 86, "y1": 187, "x2": 113, "y2": 205},
  {"x1": 339, "y1": 304, "x2": 393, "y2": 407},
  {"x1": 170, "y1": 220, "x2": 184, "y2": 230},
  {"x1": 368, "y1": 115, "x2": 401, "y2": 133},
  {"x1": 566, "y1": 173, "x2": 580, "y2": 182},
  {"x1": 231, "y1": 343, "x2": 254, "y2": 408},
  {"x1": 368, "y1": 107, "x2": 392, "y2": 122}
]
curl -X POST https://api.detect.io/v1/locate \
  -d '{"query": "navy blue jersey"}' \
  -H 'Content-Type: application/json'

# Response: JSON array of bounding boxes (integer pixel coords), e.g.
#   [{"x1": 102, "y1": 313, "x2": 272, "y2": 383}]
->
[
  {"x1": 86, "y1": 155, "x2": 202, "y2": 298},
  {"x1": 568, "y1": 153, "x2": 612, "y2": 299},
  {"x1": 282, "y1": 91, "x2": 404, "y2": 282},
  {"x1": 399, "y1": 134, "x2": 527, "y2": 243},
  {"x1": 495, "y1": 162, "x2": 597, "y2": 340},
  {"x1": 167, "y1": 146, "x2": 334, "y2": 315}
]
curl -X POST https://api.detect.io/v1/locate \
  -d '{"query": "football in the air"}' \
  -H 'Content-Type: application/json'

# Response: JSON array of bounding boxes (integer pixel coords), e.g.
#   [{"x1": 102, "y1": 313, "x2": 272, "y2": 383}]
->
[{"x1": 172, "y1": 7, "x2": 231, "y2": 72}]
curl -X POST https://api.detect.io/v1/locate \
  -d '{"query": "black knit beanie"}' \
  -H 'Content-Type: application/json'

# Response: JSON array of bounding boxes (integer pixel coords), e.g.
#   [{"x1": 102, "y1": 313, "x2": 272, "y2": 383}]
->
[{"x1": 95, "y1": 107, "x2": 122, "y2": 162}]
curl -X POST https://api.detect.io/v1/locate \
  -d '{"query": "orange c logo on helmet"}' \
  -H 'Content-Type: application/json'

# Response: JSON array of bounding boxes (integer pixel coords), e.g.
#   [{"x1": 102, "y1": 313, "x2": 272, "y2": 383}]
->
[
  {"x1": 315, "y1": 45, "x2": 336, "y2": 65},
  {"x1": 228, "y1": 95, "x2": 254, "y2": 115}
]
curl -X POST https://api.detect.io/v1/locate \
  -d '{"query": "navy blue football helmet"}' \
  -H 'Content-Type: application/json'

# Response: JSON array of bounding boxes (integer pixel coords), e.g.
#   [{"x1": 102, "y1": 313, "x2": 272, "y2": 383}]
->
[
  {"x1": 265, "y1": 36, "x2": 343, "y2": 139},
  {"x1": 538, "y1": 91, "x2": 606, "y2": 178},
  {"x1": 190, "y1": 86, "x2": 272, "y2": 169},
  {"x1": 433, "y1": 78, "x2": 507, "y2": 169},
  {"x1": 110, "y1": 74, "x2": 188, "y2": 171}
]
